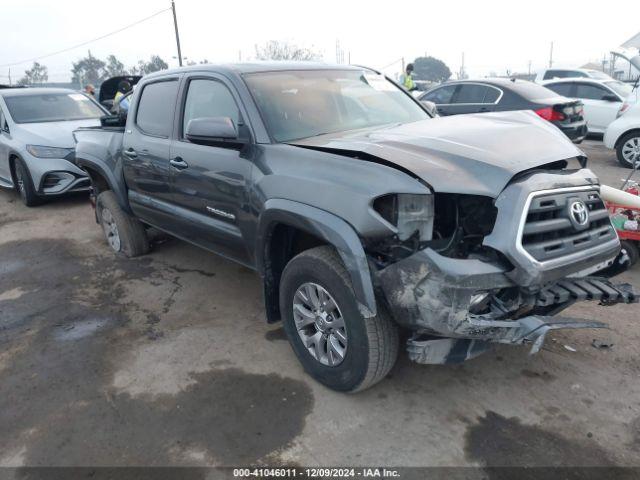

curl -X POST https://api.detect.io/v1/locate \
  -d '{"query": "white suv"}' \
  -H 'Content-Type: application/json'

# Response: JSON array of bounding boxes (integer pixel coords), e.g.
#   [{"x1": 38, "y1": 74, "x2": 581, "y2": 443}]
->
[
  {"x1": 535, "y1": 68, "x2": 614, "y2": 83},
  {"x1": 604, "y1": 83, "x2": 640, "y2": 168}
]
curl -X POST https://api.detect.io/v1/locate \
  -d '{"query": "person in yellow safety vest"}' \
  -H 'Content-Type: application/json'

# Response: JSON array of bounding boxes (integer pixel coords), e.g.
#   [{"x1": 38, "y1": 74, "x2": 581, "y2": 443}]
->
[
  {"x1": 400, "y1": 63, "x2": 416, "y2": 91},
  {"x1": 113, "y1": 80, "x2": 132, "y2": 106}
]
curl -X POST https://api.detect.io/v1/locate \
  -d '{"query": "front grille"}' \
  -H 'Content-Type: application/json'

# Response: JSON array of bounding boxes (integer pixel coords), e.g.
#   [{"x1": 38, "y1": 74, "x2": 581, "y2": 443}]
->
[{"x1": 521, "y1": 188, "x2": 615, "y2": 262}]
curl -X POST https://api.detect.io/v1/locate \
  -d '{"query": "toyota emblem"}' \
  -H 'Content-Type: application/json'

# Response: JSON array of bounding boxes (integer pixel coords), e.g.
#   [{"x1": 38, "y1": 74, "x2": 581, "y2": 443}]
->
[{"x1": 569, "y1": 200, "x2": 589, "y2": 229}]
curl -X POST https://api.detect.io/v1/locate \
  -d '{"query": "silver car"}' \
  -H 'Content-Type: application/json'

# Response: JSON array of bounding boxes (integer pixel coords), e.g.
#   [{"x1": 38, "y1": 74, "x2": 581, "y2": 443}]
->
[{"x1": 0, "y1": 87, "x2": 107, "y2": 206}]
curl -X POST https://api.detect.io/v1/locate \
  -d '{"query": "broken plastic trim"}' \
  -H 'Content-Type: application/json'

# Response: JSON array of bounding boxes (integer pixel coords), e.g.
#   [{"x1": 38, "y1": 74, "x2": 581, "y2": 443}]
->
[{"x1": 407, "y1": 316, "x2": 607, "y2": 364}]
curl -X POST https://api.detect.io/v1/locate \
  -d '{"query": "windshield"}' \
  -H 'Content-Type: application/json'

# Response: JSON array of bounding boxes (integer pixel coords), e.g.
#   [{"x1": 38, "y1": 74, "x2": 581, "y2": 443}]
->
[
  {"x1": 604, "y1": 81, "x2": 633, "y2": 98},
  {"x1": 588, "y1": 71, "x2": 612, "y2": 80},
  {"x1": 244, "y1": 69, "x2": 429, "y2": 142},
  {"x1": 4, "y1": 92, "x2": 105, "y2": 123}
]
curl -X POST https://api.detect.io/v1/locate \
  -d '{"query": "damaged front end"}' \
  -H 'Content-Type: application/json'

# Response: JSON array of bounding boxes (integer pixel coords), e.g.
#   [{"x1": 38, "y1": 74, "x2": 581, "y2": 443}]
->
[{"x1": 367, "y1": 170, "x2": 638, "y2": 364}]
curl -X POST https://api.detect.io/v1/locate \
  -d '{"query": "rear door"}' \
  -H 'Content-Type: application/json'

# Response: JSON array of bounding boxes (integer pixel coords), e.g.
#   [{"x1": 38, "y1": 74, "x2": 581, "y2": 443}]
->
[
  {"x1": 447, "y1": 83, "x2": 498, "y2": 115},
  {"x1": 420, "y1": 84, "x2": 457, "y2": 116},
  {"x1": 122, "y1": 76, "x2": 180, "y2": 229},
  {"x1": 574, "y1": 82, "x2": 620, "y2": 133},
  {"x1": 168, "y1": 74, "x2": 254, "y2": 266}
]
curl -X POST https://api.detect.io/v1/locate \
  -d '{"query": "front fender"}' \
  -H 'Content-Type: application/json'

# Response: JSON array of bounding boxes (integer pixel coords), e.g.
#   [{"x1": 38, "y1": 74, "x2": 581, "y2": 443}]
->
[{"x1": 257, "y1": 198, "x2": 377, "y2": 319}]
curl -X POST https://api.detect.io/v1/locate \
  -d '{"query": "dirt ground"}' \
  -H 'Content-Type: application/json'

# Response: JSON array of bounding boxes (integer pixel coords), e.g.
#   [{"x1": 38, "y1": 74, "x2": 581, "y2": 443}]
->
[{"x1": 0, "y1": 139, "x2": 639, "y2": 474}]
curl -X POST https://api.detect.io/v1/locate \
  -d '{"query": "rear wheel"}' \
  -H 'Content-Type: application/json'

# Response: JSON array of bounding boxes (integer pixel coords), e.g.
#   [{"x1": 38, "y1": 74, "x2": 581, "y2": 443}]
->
[
  {"x1": 96, "y1": 191, "x2": 149, "y2": 257},
  {"x1": 616, "y1": 132, "x2": 640, "y2": 168},
  {"x1": 621, "y1": 240, "x2": 639, "y2": 268},
  {"x1": 14, "y1": 158, "x2": 42, "y2": 207},
  {"x1": 280, "y1": 246, "x2": 398, "y2": 392}
]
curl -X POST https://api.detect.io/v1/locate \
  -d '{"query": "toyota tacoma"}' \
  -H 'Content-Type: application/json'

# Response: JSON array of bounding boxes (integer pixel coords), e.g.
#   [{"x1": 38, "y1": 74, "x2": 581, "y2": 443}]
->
[{"x1": 74, "y1": 63, "x2": 637, "y2": 392}]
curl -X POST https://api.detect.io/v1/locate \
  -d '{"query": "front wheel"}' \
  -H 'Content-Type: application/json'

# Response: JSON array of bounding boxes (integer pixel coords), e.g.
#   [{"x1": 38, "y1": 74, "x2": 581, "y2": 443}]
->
[
  {"x1": 280, "y1": 246, "x2": 398, "y2": 392},
  {"x1": 14, "y1": 158, "x2": 42, "y2": 207},
  {"x1": 96, "y1": 191, "x2": 149, "y2": 257},
  {"x1": 616, "y1": 132, "x2": 640, "y2": 168}
]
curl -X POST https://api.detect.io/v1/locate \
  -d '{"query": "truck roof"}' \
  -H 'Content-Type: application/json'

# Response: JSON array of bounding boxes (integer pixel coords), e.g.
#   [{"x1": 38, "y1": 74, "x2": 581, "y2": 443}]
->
[{"x1": 145, "y1": 62, "x2": 368, "y2": 79}]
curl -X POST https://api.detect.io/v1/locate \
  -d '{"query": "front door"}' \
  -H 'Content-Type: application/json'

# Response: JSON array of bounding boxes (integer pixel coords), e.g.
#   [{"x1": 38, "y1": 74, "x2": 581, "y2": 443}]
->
[
  {"x1": 122, "y1": 77, "x2": 180, "y2": 230},
  {"x1": 574, "y1": 82, "x2": 620, "y2": 133},
  {"x1": 169, "y1": 76, "x2": 254, "y2": 266}
]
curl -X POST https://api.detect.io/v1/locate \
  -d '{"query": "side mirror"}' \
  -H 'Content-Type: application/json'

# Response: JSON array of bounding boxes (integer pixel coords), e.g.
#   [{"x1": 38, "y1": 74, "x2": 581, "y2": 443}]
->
[
  {"x1": 602, "y1": 94, "x2": 620, "y2": 102},
  {"x1": 185, "y1": 117, "x2": 239, "y2": 145},
  {"x1": 421, "y1": 100, "x2": 439, "y2": 117}
]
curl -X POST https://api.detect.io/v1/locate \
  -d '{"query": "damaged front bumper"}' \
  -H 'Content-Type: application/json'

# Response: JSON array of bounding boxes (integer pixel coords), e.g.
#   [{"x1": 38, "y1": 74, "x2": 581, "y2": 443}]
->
[{"x1": 376, "y1": 248, "x2": 637, "y2": 364}]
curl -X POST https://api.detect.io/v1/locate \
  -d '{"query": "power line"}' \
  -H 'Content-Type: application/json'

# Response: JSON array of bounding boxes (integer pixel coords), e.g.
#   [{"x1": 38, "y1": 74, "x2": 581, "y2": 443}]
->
[{"x1": 0, "y1": 7, "x2": 171, "y2": 68}]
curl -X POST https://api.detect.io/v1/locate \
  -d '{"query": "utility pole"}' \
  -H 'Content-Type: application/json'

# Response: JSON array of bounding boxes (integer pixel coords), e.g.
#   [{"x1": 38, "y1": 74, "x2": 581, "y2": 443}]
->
[
  {"x1": 171, "y1": 0, "x2": 183, "y2": 67},
  {"x1": 8, "y1": 68, "x2": 11, "y2": 86},
  {"x1": 459, "y1": 52, "x2": 465, "y2": 79},
  {"x1": 549, "y1": 41, "x2": 554, "y2": 68},
  {"x1": 528, "y1": 60, "x2": 532, "y2": 76}
]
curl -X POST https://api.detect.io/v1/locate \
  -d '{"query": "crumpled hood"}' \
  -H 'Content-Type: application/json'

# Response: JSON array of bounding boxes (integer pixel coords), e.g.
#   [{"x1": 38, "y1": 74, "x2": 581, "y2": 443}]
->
[
  {"x1": 290, "y1": 110, "x2": 584, "y2": 197},
  {"x1": 17, "y1": 119, "x2": 101, "y2": 148}
]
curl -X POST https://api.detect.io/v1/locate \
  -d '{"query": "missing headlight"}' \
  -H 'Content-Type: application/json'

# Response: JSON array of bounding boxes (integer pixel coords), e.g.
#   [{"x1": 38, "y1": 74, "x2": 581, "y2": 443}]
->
[{"x1": 373, "y1": 194, "x2": 434, "y2": 241}]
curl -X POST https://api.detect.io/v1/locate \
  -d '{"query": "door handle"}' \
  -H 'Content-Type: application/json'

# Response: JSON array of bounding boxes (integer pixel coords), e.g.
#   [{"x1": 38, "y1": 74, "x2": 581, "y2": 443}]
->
[
  {"x1": 170, "y1": 157, "x2": 189, "y2": 170},
  {"x1": 123, "y1": 148, "x2": 137, "y2": 159}
]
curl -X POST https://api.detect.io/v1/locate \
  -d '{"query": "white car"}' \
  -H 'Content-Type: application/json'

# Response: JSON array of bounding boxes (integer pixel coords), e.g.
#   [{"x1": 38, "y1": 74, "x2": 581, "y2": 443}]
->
[
  {"x1": 604, "y1": 83, "x2": 640, "y2": 168},
  {"x1": 0, "y1": 87, "x2": 107, "y2": 206},
  {"x1": 534, "y1": 68, "x2": 614, "y2": 83},
  {"x1": 542, "y1": 78, "x2": 634, "y2": 134}
]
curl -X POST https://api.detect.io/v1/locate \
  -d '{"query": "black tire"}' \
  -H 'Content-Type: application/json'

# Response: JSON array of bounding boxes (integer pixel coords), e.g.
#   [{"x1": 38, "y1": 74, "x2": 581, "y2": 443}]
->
[
  {"x1": 95, "y1": 190, "x2": 149, "y2": 257},
  {"x1": 616, "y1": 131, "x2": 640, "y2": 168},
  {"x1": 13, "y1": 158, "x2": 42, "y2": 207},
  {"x1": 621, "y1": 240, "x2": 639, "y2": 268},
  {"x1": 280, "y1": 246, "x2": 398, "y2": 392}
]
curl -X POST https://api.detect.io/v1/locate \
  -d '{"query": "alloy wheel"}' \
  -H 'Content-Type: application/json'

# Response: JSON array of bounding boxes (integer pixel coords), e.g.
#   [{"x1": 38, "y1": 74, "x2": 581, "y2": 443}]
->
[
  {"x1": 293, "y1": 282, "x2": 348, "y2": 367},
  {"x1": 100, "y1": 208, "x2": 121, "y2": 252},
  {"x1": 15, "y1": 164, "x2": 26, "y2": 199},
  {"x1": 622, "y1": 136, "x2": 640, "y2": 167}
]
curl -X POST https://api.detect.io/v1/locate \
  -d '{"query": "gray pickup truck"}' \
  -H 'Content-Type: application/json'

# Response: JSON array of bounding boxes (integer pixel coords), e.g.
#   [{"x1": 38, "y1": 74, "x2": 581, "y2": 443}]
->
[{"x1": 74, "y1": 63, "x2": 636, "y2": 392}]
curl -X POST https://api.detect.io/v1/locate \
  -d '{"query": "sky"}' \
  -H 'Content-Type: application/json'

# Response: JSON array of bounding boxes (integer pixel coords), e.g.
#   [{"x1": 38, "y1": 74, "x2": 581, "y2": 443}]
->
[{"x1": 1, "y1": 0, "x2": 638, "y2": 84}]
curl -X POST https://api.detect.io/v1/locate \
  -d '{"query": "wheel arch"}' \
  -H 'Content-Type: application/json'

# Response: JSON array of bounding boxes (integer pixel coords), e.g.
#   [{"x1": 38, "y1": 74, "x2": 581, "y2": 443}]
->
[
  {"x1": 615, "y1": 128, "x2": 640, "y2": 149},
  {"x1": 257, "y1": 199, "x2": 377, "y2": 323},
  {"x1": 76, "y1": 153, "x2": 131, "y2": 212}
]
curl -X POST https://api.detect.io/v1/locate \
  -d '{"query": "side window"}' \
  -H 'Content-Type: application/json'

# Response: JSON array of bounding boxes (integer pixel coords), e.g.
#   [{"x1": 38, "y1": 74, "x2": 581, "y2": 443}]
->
[
  {"x1": 422, "y1": 85, "x2": 456, "y2": 104},
  {"x1": 483, "y1": 87, "x2": 501, "y2": 103},
  {"x1": 546, "y1": 82, "x2": 574, "y2": 97},
  {"x1": 182, "y1": 79, "x2": 240, "y2": 136},
  {"x1": 544, "y1": 70, "x2": 563, "y2": 80},
  {"x1": 575, "y1": 83, "x2": 609, "y2": 100},
  {"x1": 135, "y1": 80, "x2": 179, "y2": 137},
  {"x1": 453, "y1": 84, "x2": 489, "y2": 104},
  {"x1": 0, "y1": 108, "x2": 5, "y2": 132}
]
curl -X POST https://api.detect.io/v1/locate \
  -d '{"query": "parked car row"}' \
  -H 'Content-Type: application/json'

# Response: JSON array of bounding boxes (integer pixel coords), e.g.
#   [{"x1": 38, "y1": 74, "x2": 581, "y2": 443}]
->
[
  {"x1": 418, "y1": 78, "x2": 588, "y2": 143},
  {"x1": 418, "y1": 70, "x2": 639, "y2": 168}
]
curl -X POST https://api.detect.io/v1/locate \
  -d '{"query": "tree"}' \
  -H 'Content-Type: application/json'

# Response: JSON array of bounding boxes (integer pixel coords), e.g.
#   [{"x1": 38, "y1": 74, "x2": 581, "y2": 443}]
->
[
  {"x1": 130, "y1": 55, "x2": 169, "y2": 75},
  {"x1": 412, "y1": 56, "x2": 452, "y2": 83},
  {"x1": 254, "y1": 40, "x2": 321, "y2": 61},
  {"x1": 71, "y1": 50, "x2": 107, "y2": 86},
  {"x1": 105, "y1": 55, "x2": 127, "y2": 76},
  {"x1": 18, "y1": 62, "x2": 48, "y2": 85}
]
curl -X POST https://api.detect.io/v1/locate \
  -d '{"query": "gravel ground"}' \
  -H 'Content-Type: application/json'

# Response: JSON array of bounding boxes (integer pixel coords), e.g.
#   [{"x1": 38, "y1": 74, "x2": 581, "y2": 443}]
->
[{"x1": 0, "y1": 139, "x2": 638, "y2": 474}]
